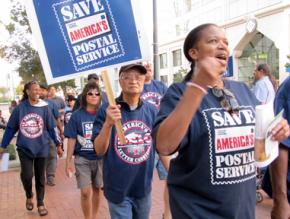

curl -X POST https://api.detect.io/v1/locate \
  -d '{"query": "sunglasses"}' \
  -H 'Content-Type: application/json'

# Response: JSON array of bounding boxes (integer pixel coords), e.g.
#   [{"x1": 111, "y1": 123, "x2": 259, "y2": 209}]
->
[
  {"x1": 87, "y1": 92, "x2": 100, "y2": 97},
  {"x1": 212, "y1": 87, "x2": 239, "y2": 114}
]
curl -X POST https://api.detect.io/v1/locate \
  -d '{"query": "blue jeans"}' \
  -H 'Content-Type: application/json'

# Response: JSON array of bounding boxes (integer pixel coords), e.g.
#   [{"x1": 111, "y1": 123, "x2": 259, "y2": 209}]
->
[
  {"x1": 108, "y1": 192, "x2": 151, "y2": 219},
  {"x1": 154, "y1": 153, "x2": 168, "y2": 180}
]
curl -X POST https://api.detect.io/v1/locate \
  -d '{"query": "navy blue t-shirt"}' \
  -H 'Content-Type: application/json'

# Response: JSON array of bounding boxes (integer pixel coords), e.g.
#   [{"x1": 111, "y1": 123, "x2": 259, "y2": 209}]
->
[
  {"x1": 154, "y1": 80, "x2": 259, "y2": 219},
  {"x1": 45, "y1": 98, "x2": 60, "y2": 120},
  {"x1": 92, "y1": 96, "x2": 158, "y2": 203},
  {"x1": 262, "y1": 76, "x2": 290, "y2": 201},
  {"x1": 141, "y1": 80, "x2": 167, "y2": 108},
  {"x1": 2, "y1": 99, "x2": 59, "y2": 158},
  {"x1": 64, "y1": 108, "x2": 100, "y2": 160},
  {"x1": 64, "y1": 109, "x2": 73, "y2": 126}
]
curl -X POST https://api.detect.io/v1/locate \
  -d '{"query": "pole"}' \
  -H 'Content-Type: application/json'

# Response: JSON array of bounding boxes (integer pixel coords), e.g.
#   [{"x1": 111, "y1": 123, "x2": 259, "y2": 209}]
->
[
  {"x1": 153, "y1": 0, "x2": 159, "y2": 80},
  {"x1": 101, "y1": 70, "x2": 126, "y2": 144}
]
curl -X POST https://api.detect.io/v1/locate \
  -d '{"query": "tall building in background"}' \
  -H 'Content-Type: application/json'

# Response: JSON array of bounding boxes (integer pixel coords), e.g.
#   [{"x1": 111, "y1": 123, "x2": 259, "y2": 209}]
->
[{"x1": 158, "y1": 0, "x2": 290, "y2": 87}]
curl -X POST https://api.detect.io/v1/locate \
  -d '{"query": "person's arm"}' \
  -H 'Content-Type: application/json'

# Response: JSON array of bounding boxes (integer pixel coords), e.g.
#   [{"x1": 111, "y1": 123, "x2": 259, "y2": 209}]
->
[
  {"x1": 159, "y1": 155, "x2": 172, "y2": 171},
  {"x1": 156, "y1": 85, "x2": 206, "y2": 155},
  {"x1": 65, "y1": 138, "x2": 76, "y2": 177},
  {"x1": 46, "y1": 108, "x2": 63, "y2": 156},
  {"x1": 94, "y1": 105, "x2": 121, "y2": 156},
  {"x1": 270, "y1": 143, "x2": 290, "y2": 219},
  {"x1": 56, "y1": 117, "x2": 64, "y2": 140},
  {"x1": 156, "y1": 57, "x2": 226, "y2": 155}
]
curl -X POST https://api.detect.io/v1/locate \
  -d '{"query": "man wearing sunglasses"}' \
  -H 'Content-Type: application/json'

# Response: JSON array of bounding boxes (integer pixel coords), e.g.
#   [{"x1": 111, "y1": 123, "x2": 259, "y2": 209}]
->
[{"x1": 92, "y1": 64, "x2": 158, "y2": 219}]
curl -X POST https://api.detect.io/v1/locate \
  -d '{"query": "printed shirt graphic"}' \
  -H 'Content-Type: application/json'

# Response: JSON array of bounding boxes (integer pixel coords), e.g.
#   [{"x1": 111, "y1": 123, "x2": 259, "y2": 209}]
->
[
  {"x1": 5, "y1": 100, "x2": 57, "y2": 158},
  {"x1": 203, "y1": 107, "x2": 256, "y2": 185},
  {"x1": 141, "y1": 80, "x2": 167, "y2": 108},
  {"x1": 78, "y1": 121, "x2": 94, "y2": 150},
  {"x1": 52, "y1": 0, "x2": 125, "y2": 72},
  {"x1": 20, "y1": 113, "x2": 44, "y2": 138},
  {"x1": 64, "y1": 108, "x2": 99, "y2": 160},
  {"x1": 93, "y1": 100, "x2": 157, "y2": 203},
  {"x1": 114, "y1": 120, "x2": 152, "y2": 164},
  {"x1": 154, "y1": 81, "x2": 259, "y2": 218}
]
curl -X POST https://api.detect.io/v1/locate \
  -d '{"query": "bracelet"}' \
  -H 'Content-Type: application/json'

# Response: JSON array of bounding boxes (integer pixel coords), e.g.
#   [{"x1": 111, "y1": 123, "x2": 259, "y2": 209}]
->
[{"x1": 186, "y1": 82, "x2": 208, "y2": 94}]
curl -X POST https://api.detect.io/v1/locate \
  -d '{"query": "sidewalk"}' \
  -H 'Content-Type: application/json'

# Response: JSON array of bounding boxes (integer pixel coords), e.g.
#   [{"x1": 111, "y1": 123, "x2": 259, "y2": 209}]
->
[{"x1": 0, "y1": 159, "x2": 273, "y2": 219}]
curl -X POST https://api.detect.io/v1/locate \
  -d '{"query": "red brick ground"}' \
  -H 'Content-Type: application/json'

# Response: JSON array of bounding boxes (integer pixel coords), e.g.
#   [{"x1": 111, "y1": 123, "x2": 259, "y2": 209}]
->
[{"x1": 0, "y1": 159, "x2": 272, "y2": 219}]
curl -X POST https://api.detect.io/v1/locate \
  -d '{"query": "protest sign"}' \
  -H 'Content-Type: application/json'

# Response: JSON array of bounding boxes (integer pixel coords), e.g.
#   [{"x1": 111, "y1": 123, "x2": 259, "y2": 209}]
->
[{"x1": 25, "y1": 0, "x2": 150, "y2": 84}]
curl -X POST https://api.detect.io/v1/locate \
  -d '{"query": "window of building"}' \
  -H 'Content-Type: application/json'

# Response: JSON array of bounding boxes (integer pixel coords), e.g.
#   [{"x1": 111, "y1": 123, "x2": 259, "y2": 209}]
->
[
  {"x1": 173, "y1": 0, "x2": 192, "y2": 17},
  {"x1": 175, "y1": 24, "x2": 182, "y2": 36},
  {"x1": 159, "y1": 53, "x2": 168, "y2": 69},
  {"x1": 172, "y1": 49, "x2": 182, "y2": 67}
]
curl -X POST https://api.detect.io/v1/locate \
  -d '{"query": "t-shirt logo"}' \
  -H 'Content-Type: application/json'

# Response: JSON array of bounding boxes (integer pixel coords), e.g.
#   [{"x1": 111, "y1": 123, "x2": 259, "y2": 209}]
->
[
  {"x1": 141, "y1": 92, "x2": 162, "y2": 108},
  {"x1": 78, "y1": 122, "x2": 94, "y2": 150},
  {"x1": 114, "y1": 120, "x2": 152, "y2": 164},
  {"x1": 203, "y1": 106, "x2": 256, "y2": 185},
  {"x1": 20, "y1": 113, "x2": 44, "y2": 138},
  {"x1": 64, "y1": 112, "x2": 72, "y2": 124}
]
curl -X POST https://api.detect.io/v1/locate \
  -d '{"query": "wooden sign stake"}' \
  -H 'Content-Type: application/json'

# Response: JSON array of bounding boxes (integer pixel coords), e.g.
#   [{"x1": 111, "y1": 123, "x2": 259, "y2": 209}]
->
[{"x1": 101, "y1": 70, "x2": 126, "y2": 144}]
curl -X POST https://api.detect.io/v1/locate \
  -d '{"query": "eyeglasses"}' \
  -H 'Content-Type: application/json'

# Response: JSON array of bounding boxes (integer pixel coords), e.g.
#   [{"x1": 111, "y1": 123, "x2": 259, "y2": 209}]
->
[
  {"x1": 87, "y1": 92, "x2": 100, "y2": 97},
  {"x1": 120, "y1": 73, "x2": 144, "y2": 82},
  {"x1": 212, "y1": 87, "x2": 239, "y2": 114}
]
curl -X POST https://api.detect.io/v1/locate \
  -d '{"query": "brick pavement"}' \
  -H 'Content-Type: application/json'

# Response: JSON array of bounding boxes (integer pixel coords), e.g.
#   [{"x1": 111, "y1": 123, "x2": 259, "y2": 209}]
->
[{"x1": 0, "y1": 159, "x2": 273, "y2": 219}]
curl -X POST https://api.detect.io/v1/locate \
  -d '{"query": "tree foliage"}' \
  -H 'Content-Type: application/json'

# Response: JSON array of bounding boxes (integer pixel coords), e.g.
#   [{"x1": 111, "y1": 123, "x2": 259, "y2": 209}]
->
[
  {"x1": 0, "y1": 0, "x2": 75, "y2": 92},
  {"x1": 173, "y1": 67, "x2": 188, "y2": 83}
]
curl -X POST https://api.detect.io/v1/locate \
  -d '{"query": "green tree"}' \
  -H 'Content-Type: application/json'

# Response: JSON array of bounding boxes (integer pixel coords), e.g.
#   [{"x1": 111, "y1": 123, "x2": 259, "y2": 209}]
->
[
  {"x1": 0, "y1": 0, "x2": 75, "y2": 89},
  {"x1": 173, "y1": 67, "x2": 188, "y2": 83}
]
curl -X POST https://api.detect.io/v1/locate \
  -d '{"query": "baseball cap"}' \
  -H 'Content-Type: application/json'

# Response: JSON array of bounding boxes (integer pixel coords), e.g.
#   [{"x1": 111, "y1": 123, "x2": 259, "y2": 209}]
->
[
  {"x1": 87, "y1": 73, "x2": 99, "y2": 80},
  {"x1": 119, "y1": 64, "x2": 147, "y2": 76}
]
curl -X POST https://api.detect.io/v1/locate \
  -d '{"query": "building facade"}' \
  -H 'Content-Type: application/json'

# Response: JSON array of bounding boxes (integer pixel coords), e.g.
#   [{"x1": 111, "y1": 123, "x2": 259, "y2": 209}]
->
[{"x1": 158, "y1": 0, "x2": 290, "y2": 87}]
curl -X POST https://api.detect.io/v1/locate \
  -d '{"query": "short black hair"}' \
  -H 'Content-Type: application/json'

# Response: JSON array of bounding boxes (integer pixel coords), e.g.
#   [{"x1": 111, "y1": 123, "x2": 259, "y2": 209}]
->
[
  {"x1": 87, "y1": 73, "x2": 99, "y2": 81},
  {"x1": 40, "y1": 84, "x2": 48, "y2": 90}
]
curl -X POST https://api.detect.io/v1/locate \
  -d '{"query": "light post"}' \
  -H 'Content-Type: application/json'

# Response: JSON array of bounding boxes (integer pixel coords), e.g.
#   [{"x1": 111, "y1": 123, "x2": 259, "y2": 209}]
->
[{"x1": 153, "y1": 0, "x2": 159, "y2": 80}]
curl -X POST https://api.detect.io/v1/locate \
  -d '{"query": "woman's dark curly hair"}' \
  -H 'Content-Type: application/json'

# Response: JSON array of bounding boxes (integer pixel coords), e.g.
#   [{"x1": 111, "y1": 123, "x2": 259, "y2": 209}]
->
[
  {"x1": 80, "y1": 81, "x2": 102, "y2": 109},
  {"x1": 21, "y1": 80, "x2": 39, "y2": 102}
]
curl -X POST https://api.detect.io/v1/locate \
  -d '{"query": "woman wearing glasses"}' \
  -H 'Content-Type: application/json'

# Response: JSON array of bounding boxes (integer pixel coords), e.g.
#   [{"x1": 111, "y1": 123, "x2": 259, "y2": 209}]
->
[
  {"x1": 154, "y1": 23, "x2": 290, "y2": 218},
  {"x1": 0, "y1": 80, "x2": 62, "y2": 216},
  {"x1": 65, "y1": 81, "x2": 103, "y2": 219}
]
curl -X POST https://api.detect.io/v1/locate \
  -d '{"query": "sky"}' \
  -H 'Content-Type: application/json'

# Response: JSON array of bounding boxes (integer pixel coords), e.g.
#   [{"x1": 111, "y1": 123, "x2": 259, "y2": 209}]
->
[
  {"x1": 0, "y1": 0, "x2": 172, "y2": 88},
  {"x1": 0, "y1": 0, "x2": 20, "y2": 89}
]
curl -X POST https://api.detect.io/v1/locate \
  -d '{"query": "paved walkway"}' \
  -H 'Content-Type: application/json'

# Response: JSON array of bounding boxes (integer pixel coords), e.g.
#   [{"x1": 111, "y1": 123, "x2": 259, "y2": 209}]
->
[{"x1": 0, "y1": 159, "x2": 273, "y2": 219}]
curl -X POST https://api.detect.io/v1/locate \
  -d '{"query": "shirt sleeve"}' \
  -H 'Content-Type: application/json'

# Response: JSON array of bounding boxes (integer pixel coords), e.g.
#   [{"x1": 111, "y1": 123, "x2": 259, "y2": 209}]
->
[
  {"x1": 253, "y1": 81, "x2": 268, "y2": 103},
  {"x1": 52, "y1": 102, "x2": 60, "y2": 119},
  {"x1": 92, "y1": 103, "x2": 107, "y2": 141},
  {"x1": 64, "y1": 112, "x2": 78, "y2": 138},
  {"x1": 153, "y1": 83, "x2": 189, "y2": 153},
  {"x1": 274, "y1": 79, "x2": 290, "y2": 148},
  {"x1": 45, "y1": 107, "x2": 61, "y2": 145},
  {"x1": 1, "y1": 107, "x2": 19, "y2": 148}
]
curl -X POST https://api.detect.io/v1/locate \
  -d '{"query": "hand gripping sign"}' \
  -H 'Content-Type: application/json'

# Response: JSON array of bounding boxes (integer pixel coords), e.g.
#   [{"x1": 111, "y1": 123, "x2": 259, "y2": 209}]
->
[{"x1": 25, "y1": 0, "x2": 150, "y2": 143}]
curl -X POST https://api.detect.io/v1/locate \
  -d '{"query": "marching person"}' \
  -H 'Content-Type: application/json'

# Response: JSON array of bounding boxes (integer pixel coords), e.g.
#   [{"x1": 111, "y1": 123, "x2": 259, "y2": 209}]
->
[
  {"x1": 153, "y1": 23, "x2": 290, "y2": 218},
  {"x1": 39, "y1": 84, "x2": 64, "y2": 186},
  {"x1": 262, "y1": 76, "x2": 290, "y2": 219},
  {"x1": 0, "y1": 80, "x2": 63, "y2": 216},
  {"x1": 65, "y1": 81, "x2": 103, "y2": 219},
  {"x1": 93, "y1": 64, "x2": 157, "y2": 219},
  {"x1": 73, "y1": 73, "x2": 107, "y2": 111},
  {"x1": 141, "y1": 62, "x2": 172, "y2": 219},
  {"x1": 252, "y1": 63, "x2": 276, "y2": 104}
]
